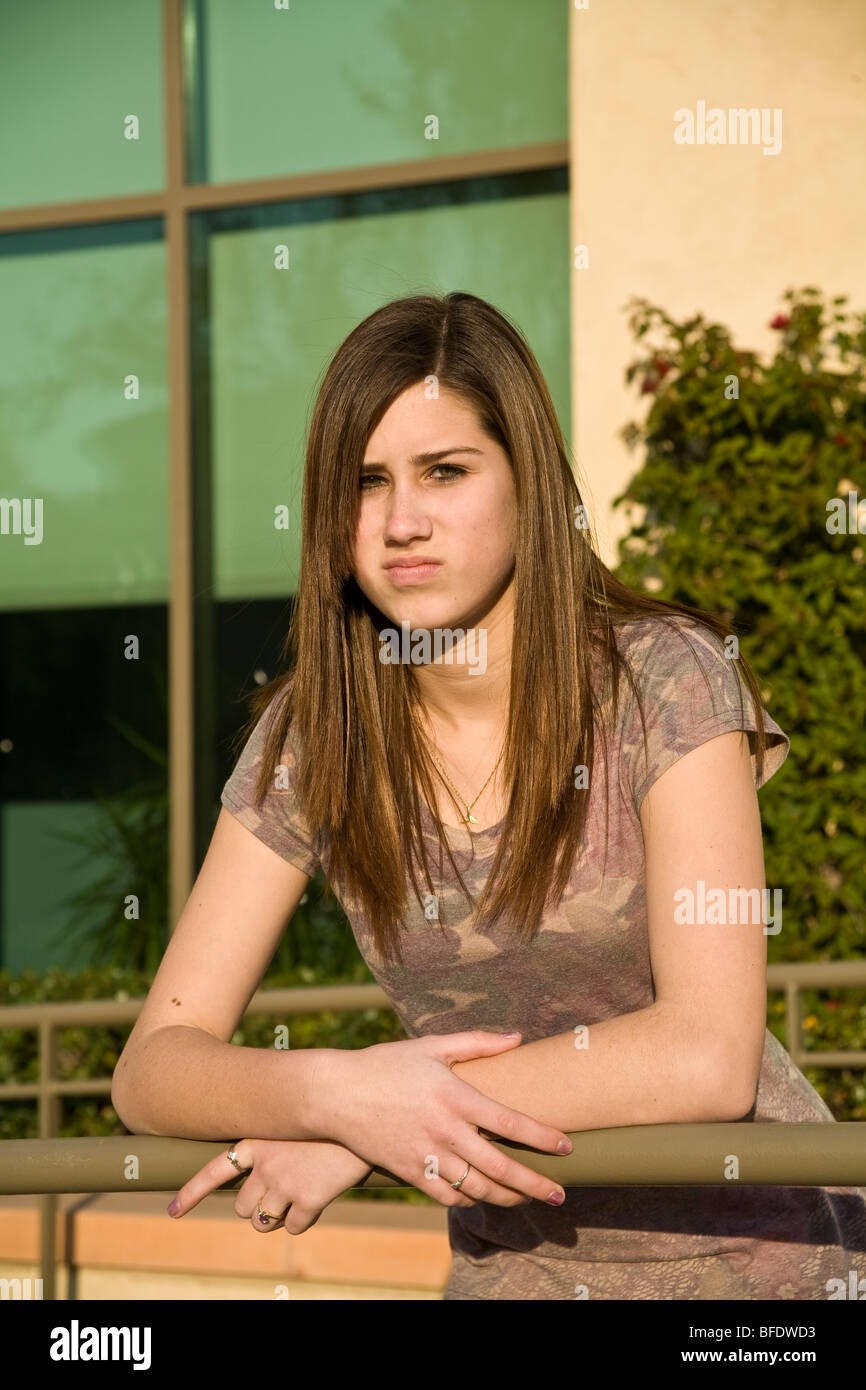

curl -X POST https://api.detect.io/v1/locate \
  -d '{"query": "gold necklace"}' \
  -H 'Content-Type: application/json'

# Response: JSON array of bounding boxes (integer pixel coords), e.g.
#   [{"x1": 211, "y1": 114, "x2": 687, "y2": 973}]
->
[{"x1": 415, "y1": 708, "x2": 506, "y2": 825}]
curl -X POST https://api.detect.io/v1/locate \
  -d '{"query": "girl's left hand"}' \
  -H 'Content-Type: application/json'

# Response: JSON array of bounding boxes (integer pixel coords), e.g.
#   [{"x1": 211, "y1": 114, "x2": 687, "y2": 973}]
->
[{"x1": 167, "y1": 1138, "x2": 375, "y2": 1235}]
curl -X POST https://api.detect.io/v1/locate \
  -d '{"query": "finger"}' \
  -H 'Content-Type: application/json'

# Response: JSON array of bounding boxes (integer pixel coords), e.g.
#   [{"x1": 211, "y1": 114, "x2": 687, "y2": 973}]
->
[
  {"x1": 283, "y1": 1205, "x2": 322, "y2": 1236},
  {"x1": 428, "y1": 1029, "x2": 524, "y2": 1066},
  {"x1": 460, "y1": 1091, "x2": 573, "y2": 1161},
  {"x1": 457, "y1": 1129, "x2": 567, "y2": 1205},
  {"x1": 169, "y1": 1150, "x2": 248, "y2": 1219},
  {"x1": 437, "y1": 1157, "x2": 533, "y2": 1209},
  {"x1": 251, "y1": 1190, "x2": 290, "y2": 1234},
  {"x1": 418, "y1": 1147, "x2": 528, "y2": 1211}
]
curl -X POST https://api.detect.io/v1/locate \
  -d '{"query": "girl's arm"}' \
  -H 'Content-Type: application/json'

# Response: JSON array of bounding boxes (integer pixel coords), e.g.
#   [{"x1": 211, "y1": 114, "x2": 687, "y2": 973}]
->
[
  {"x1": 448, "y1": 730, "x2": 769, "y2": 1131},
  {"x1": 111, "y1": 808, "x2": 338, "y2": 1141},
  {"x1": 113, "y1": 808, "x2": 573, "y2": 1209}
]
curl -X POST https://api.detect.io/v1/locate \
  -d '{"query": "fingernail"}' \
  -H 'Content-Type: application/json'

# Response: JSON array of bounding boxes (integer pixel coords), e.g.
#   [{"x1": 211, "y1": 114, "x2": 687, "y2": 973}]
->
[
  {"x1": 500, "y1": 1031, "x2": 520, "y2": 1037},
  {"x1": 167, "y1": 1199, "x2": 180, "y2": 1216},
  {"x1": 557, "y1": 1139, "x2": 573, "y2": 1155},
  {"x1": 547, "y1": 1191, "x2": 565, "y2": 1206}
]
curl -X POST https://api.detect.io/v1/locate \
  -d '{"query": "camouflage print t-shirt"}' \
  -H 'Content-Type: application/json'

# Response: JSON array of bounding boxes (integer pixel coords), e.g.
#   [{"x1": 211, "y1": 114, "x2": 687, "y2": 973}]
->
[{"x1": 220, "y1": 615, "x2": 866, "y2": 1301}]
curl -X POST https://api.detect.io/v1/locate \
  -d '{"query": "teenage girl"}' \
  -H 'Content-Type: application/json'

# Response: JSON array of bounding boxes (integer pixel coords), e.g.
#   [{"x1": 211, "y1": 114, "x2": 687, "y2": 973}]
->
[{"x1": 113, "y1": 292, "x2": 866, "y2": 1300}]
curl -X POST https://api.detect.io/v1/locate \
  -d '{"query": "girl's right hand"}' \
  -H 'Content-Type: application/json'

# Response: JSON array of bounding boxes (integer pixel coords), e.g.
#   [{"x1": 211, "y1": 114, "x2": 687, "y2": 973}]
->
[{"x1": 319, "y1": 1030, "x2": 573, "y2": 1210}]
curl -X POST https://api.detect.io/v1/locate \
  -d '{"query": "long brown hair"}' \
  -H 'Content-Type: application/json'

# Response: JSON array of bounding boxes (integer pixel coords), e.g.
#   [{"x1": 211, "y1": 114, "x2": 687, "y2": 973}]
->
[{"x1": 231, "y1": 291, "x2": 768, "y2": 963}]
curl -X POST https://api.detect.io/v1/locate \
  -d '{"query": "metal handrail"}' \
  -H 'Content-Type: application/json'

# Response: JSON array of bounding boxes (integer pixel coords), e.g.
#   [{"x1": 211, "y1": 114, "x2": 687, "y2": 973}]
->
[
  {"x1": 3, "y1": 1127, "x2": 866, "y2": 1194},
  {"x1": 1, "y1": 962, "x2": 864, "y2": 1300}
]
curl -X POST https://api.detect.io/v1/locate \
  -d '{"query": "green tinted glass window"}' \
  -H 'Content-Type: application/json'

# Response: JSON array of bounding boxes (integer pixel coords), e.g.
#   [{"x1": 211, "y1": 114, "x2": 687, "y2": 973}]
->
[
  {"x1": 0, "y1": 1, "x2": 164, "y2": 209},
  {"x1": 0, "y1": 225, "x2": 168, "y2": 609},
  {"x1": 200, "y1": 0, "x2": 567, "y2": 183}
]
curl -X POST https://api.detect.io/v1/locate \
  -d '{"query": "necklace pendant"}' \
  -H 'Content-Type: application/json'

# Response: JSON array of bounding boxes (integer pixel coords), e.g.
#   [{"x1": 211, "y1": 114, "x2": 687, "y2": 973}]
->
[{"x1": 464, "y1": 810, "x2": 478, "y2": 824}]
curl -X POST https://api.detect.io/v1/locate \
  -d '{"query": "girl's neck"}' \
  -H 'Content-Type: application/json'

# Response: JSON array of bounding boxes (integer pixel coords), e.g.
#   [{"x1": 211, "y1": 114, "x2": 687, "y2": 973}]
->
[
  {"x1": 411, "y1": 649, "x2": 511, "y2": 737},
  {"x1": 408, "y1": 587, "x2": 514, "y2": 831},
  {"x1": 409, "y1": 583, "x2": 514, "y2": 731},
  {"x1": 414, "y1": 703, "x2": 509, "y2": 835}
]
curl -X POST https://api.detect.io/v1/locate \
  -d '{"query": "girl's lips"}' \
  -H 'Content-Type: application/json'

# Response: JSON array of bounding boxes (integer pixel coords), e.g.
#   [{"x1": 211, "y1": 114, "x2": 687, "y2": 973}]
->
[{"x1": 384, "y1": 561, "x2": 442, "y2": 585}]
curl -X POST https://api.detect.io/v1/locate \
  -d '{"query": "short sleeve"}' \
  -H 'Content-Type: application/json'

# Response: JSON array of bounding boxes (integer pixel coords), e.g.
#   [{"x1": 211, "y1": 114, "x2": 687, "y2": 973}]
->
[
  {"x1": 220, "y1": 695, "x2": 323, "y2": 878},
  {"x1": 616, "y1": 617, "x2": 791, "y2": 816}
]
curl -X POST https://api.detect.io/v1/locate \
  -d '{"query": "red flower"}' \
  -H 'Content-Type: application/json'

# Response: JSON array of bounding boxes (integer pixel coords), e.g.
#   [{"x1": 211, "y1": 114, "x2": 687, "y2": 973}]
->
[
  {"x1": 653, "y1": 356, "x2": 672, "y2": 378},
  {"x1": 640, "y1": 378, "x2": 657, "y2": 394},
  {"x1": 832, "y1": 432, "x2": 849, "y2": 446},
  {"x1": 770, "y1": 313, "x2": 791, "y2": 329}
]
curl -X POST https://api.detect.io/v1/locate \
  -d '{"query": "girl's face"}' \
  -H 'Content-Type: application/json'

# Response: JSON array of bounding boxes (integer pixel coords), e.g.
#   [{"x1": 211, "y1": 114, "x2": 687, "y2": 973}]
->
[{"x1": 352, "y1": 383, "x2": 518, "y2": 635}]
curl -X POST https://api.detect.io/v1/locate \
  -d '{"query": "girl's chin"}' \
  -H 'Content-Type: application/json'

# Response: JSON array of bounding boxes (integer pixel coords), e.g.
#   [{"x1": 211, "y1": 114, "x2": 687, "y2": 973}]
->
[{"x1": 358, "y1": 580, "x2": 488, "y2": 632}]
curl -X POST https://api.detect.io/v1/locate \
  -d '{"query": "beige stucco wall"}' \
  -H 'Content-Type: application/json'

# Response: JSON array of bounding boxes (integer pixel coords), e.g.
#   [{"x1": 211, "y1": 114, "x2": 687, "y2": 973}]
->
[{"x1": 570, "y1": 0, "x2": 866, "y2": 570}]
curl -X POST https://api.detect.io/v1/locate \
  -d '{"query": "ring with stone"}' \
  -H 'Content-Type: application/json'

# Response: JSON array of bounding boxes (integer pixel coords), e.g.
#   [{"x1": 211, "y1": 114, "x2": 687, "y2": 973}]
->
[{"x1": 256, "y1": 1201, "x2": 286, "y2": 1224}]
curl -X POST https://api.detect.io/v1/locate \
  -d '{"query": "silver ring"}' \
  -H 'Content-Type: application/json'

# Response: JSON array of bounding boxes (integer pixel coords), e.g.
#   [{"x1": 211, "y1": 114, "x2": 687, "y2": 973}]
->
[
  {"x1": 226, "y1": 1144, "x2": 249, "y2": 1174},
  {"x1": 450, "y1": 1162, "x2": 471, "y2": 1190}
]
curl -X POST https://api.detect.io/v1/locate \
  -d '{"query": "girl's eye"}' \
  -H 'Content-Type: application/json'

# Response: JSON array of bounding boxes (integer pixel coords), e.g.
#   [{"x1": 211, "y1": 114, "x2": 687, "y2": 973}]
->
[
  {"x1": 359, "y1": 464, "x2": 467, "y2": 490},
  {"x1": 430, "y1": 464, "x2": 467, "y2": 482}
]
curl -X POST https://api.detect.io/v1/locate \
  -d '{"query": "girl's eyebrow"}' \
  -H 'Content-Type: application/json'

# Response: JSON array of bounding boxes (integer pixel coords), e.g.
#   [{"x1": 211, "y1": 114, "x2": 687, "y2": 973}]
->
[{"x1": 360, "y1": 446, "x2": 484, "y2": 469}]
